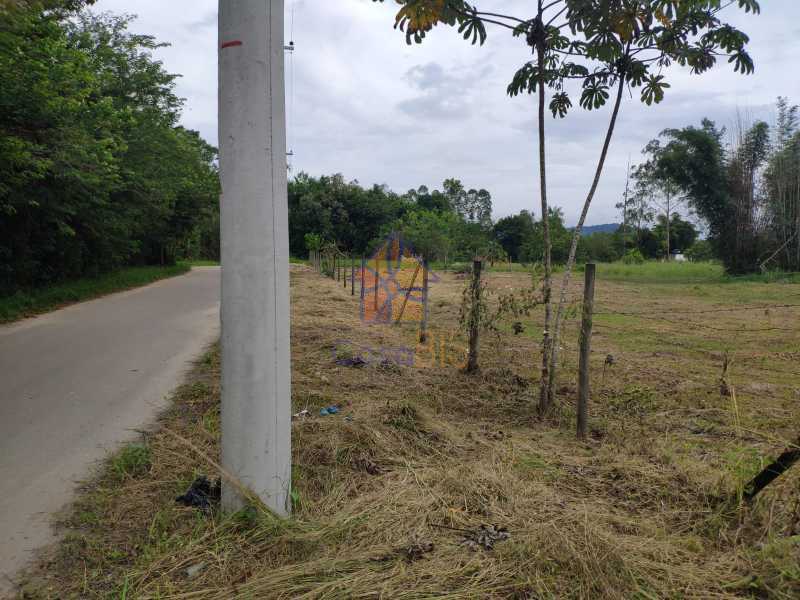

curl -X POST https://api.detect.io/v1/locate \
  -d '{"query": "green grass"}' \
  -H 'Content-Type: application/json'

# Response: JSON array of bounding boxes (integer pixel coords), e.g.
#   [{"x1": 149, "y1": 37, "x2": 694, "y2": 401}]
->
[
  {"x1": 597, "y1": 261, "x2": 800, "y2": 285},
  {"x1": 0, "y1": 263, "x2": 191, "y2": 324},
  {"x1": 111, "y1": 443, "x2": 152, "y2": 481},
  {"x1": 597, "y1": 261, "x2": 726, "y2": 283},
  {"x1": 186, "y1": 259, "x2": 220, "y2": 267}
]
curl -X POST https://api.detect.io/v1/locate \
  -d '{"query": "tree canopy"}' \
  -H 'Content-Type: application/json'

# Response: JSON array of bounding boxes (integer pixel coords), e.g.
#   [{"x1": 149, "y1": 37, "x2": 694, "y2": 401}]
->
[{"x1": 0, "y1": 3, "x2": 219, "y2": 295}]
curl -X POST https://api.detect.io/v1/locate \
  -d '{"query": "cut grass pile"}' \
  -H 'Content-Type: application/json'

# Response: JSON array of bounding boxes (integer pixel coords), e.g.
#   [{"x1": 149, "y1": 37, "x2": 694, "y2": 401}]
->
[
  {"x1": 19, "y1": 265, "x2": 800, "y2": 599},
  {"x1": 0, "y1": 263, "x2": 191, "y2": 324}
]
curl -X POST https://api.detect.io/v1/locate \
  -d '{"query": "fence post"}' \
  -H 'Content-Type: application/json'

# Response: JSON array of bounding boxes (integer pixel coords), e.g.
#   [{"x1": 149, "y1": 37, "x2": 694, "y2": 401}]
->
[
  {"x1": 577, "y1": 263, "x2": 596, "y2": 440},
  {"x1": 360, "y1": 256, "x2": 365, "y2": 301},
  {"x1": 351, "y1": 256, "x2": 355, "y2": 296},
  {"x1": 466, "y1": 259, "x2": 482, "y2": 373},
  {"x1": 343, "y1": 254, "x2": 347, "y2": 288},
  {"x1": 374, "y1": 256, "x2": 380, "y2": 314},
  {"x1": 420, "y1": 256, "x2": 430, "y2": 343}
]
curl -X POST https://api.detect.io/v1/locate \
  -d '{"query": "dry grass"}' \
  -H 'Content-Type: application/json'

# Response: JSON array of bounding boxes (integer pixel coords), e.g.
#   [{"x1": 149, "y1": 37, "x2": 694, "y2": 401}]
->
[{"x1": 17, "y1": 265, "x2": 800, "y2": 599}]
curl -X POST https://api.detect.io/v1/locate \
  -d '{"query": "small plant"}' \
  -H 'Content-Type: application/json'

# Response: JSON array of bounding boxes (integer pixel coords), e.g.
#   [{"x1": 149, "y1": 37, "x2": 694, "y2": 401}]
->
[
  {"x1": 622, "y1": 249, "x2": 645, "y2": 265},
  {"x1": 385, "y1": 402, "x2": 420, "y2": 433},
  {"x1": 111, "y1": 443, "x2": 151, "y2": 481},
  {"x1": 608, "y1": 386, "x2": 656, "y2": 417}
]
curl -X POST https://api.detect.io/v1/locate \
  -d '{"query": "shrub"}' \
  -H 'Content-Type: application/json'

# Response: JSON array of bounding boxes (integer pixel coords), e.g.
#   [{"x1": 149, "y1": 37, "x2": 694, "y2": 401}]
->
[{"x1": 622, "y1": 249, "x2": 645, "y2": 264}]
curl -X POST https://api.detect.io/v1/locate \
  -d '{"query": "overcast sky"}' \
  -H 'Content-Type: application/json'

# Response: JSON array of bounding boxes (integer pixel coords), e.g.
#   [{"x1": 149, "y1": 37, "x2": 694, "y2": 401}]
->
[{"x1": 94, "y1": 0, "x2": 800, "y2": 225}]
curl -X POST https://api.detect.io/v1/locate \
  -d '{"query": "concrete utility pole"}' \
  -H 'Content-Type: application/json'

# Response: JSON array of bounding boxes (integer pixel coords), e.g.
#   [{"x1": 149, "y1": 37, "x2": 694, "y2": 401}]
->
[{"x1": 218, "y1": 0, "x2": 291, "y2": 516}]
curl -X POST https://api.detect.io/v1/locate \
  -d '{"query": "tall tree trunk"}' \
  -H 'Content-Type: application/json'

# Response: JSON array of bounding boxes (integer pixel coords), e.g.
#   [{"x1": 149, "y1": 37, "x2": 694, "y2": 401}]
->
[
  {"x1": 665, "y1": 194, "x2": 671, "y2": 261},
  {"x1": 535, "y1": 4, "x2": 554, "y2": 415},
  {"x1": 622, "y1": 157, "x2": 630, "y2": 255},
  {"x1": 546, "y1": 76, "x2": 626, "y2": 403}
]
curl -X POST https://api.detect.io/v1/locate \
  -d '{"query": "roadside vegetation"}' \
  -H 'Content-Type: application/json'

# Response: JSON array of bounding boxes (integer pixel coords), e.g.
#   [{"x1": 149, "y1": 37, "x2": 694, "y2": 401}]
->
[
  {"x1": 0, "y1": 1, "x2": 220, "y2": 300},
  {"x1": 20, "y1": 264, "x2": 800, "y2": 598},
  {"x1": 0, "y1": 263, "x2": 191, "y2": 324}
]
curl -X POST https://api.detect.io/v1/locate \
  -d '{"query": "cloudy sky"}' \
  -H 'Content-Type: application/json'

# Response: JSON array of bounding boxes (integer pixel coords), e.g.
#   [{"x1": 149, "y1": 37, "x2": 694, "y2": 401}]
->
[{"x1": 94, "y1": 0, "x2": 800, "y2": 225}]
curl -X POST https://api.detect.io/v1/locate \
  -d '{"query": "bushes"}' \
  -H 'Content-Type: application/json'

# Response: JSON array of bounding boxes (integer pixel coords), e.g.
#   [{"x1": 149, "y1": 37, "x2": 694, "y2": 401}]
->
[
  {"x1": 0, "y1": 7, "x2": 219, "y2": 296},
  {"x1": 622, "y1": 249, "x2": 645, "y2": 264}
]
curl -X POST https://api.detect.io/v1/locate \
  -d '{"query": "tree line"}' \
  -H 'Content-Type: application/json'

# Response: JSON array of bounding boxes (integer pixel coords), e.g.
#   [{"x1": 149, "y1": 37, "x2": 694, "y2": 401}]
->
[
  {"x1": 631, "y1": 98, "x2": 800, "y2": 274},
  {"x1": 0, "y1": 1, "x2": 220, "y2": 296},
  {"x1": 289, "y1": 172, "x2": 668, "y2": 266}
]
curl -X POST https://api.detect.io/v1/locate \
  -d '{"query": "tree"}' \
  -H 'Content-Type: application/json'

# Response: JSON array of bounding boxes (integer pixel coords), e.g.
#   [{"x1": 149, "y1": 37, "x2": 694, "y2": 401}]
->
[
  {"x1": 412, "y1": 185, "x2": 452, "y2": 213},
  {"x1": 652, "y1": 120, "x2": 731, "y2": 264},
  {"x1": 389, "y1": 208, "x2": 460, "y2": 263},
  {"x1": 764, "y1": 98, "x2": 800, "y2": 271},
  {"x1": 654, "y1": 117, "x2": 778, "y2": 273},
  {"x1": 579, "y1": 231, "x2": 624, "y2": 263},
  {"x1": 0, "y1": 4, "x2": 219, "y2": 294},
  {"x1": 463, "y1": 188, "x2": 493, "y2": 227},
  {"x1": 615, "y1": 158, "x2": 634, "y2": 255},
  {"x1": 728, "y1": 118, "x2": 770, "y2": 270},
  {"x1": 522, "y1": 208, "x2": 573, "y2": 265},
  {"x1": 287, "y1": 173, "x2": 409, "y2": 257},
  {"x1": 493, "y1": 211, "x2": 536, "y2": 262},
  {"x1": 481, "y1": 240, "x2": 508, "y2": 266},
  {"x1": 376, "y1": 0, "x2": 760, "y2": 413},
  {"x1": 631, "y1": 153, "x2": 686, "y2": 259},
  {"x1": 653, "y1": 213, "x2": 698, "y2": 255}
]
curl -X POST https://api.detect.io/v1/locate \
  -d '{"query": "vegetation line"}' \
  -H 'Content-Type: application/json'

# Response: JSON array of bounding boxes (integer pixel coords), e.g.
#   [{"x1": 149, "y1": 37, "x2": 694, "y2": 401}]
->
[{"x1": 0, "y1": 263, "x2": 191, "y2": 324}]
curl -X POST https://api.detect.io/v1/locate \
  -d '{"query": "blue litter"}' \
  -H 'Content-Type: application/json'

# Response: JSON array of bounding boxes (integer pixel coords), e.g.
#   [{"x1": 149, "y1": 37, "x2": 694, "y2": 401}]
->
[
  {"x1": 319, "y1": 408, "x2": 330, "y2": 416},
  {"x1": 327, "y1": 406, "x2": 340, "y2": 414}
]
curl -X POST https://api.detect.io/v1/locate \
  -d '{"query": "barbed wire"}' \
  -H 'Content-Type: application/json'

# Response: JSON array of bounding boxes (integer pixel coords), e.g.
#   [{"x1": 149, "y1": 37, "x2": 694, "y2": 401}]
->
[{"x1": 594, "y1": 303, "x2": 800, "y2": 317}]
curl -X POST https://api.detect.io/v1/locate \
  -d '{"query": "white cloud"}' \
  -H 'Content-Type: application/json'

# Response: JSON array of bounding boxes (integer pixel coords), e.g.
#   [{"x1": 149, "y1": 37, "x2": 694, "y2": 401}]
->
[{"x1": 94, "y1": 0, "x2": 800, "y2": 225}]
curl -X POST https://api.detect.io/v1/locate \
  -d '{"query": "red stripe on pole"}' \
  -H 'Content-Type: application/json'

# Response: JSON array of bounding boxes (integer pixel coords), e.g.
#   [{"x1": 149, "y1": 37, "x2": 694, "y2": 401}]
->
[{"x1": 221, "y1": 40, "x2": 243, "y2": 49}]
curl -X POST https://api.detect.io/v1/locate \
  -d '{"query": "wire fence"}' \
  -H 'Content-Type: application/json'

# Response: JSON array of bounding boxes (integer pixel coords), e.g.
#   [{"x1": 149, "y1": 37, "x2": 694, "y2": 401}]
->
[{"x1": 307, "y1": 247, "x2": 800, "y2": 370}]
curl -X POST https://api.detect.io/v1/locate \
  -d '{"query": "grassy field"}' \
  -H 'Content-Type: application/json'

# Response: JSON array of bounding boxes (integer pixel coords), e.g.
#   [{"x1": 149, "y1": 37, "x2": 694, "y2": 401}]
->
[
  {"x1": 597, "y1": 261, "x2": 800, "y2": 284},
  {"x1": 20, "y1": 262, "x2": 800, "y2": 598},
  {"x1": 0, "y1": 264, "x2": 192, "y2": 324}
]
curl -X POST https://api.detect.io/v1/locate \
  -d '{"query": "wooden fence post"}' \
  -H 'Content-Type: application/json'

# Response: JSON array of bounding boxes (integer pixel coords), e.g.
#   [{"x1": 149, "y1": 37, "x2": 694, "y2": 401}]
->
[
  {"x1": 577, "y1": 263, "x2": 596, "y2": 440},
  {"x1": 374, "y1": 256, "x2": 380, "y2": 314},
  {"x1": 420, "y1": 256, "x2": 429, "y2": 343},
  {"x1": 360, "y1": 256, "x2": 365, "y2": 301},
  {"x1": 466, "y1": 259, "x2": 482, "y2": 373},
  {"x1": 343, "y1": 254, "x2": 347, "y2": 288},
  {"x1": 351, "y1": 256, "x2": 355, "y2": 296}
]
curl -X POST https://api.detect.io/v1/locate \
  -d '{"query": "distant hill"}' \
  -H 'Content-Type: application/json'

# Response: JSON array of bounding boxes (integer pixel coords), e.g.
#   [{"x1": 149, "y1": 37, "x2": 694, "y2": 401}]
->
[{"x1": 577, "y1": 223, "x2": 620, "y2": 236}]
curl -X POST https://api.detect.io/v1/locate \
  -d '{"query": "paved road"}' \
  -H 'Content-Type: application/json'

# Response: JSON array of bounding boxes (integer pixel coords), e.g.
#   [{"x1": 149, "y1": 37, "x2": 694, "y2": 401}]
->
[{"x1": 0, "y1": 267, "x2": 220, "y2": 595}]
